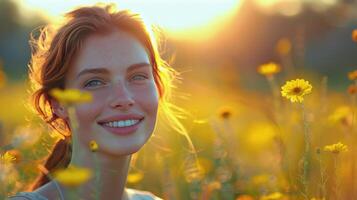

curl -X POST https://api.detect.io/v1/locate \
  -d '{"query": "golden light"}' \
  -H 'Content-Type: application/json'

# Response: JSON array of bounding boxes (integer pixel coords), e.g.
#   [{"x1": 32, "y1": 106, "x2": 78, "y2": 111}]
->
[
  {"x1": 16, "y1": 0, "x2": 242, "y2": 40},
  {"x1": 254, "y1": 0, "x2": 339, "y2": 16},
  {"x1": 254, "y1": 0, "x2": 302, "y2": 16}
]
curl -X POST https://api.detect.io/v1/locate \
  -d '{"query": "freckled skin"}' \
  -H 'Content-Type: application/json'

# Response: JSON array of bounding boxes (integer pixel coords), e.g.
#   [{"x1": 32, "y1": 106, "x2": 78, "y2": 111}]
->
[{"x1": 65, "y1": 30, "x2": 159, "y2": 156}]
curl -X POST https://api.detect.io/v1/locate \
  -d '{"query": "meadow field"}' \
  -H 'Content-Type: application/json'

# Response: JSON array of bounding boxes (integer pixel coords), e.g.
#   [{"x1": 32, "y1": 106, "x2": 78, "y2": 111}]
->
[{"x1": 1, "y1": 0, "x2": 357, "y2": 200}]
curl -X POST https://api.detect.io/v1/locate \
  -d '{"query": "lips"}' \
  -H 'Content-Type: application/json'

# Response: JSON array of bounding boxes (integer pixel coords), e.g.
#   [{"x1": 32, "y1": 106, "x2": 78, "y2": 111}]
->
[{"x1": 97, "y1": 114, "x2": 144, "y2": 136}]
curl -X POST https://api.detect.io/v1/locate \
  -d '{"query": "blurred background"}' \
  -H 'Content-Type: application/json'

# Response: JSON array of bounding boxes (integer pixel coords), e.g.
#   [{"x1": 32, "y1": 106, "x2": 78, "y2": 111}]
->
[{"x1": 1, "y1": 0, "x2": 357, "y2": 199}]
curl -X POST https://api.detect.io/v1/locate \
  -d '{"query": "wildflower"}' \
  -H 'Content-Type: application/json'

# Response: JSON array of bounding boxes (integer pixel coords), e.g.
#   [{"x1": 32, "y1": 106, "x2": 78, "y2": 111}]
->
[
  {"x1": 6, "y1": 149, "x2": 21, "y2": 164},
  {"x1": 275, "y1": 38, "x2": 291, "y2": 56},
  {"x1": 348, "y1": 70, "x2": 357, "y2": 81},
  {"x1": 53, "y1": 165, "x2": 92, "y2": 187},
  {"x1": 348, "y1": 84, "x2": 357, "y2": 94},
  {"x1": 324, "y1": 142, "x2": 348, "y2": 154},
  {"x1": 0, "y1": 151, "x2": 16, "y2": 164},
  {"x1": 217, "y1": 106, "x2": 233, "y2": 119},
  {"x1": 89, "y1": 140, "x2": 98, "y2": 152},
  {"x1": 127, "y1": 171, "x2": 144, "y2": 184},
  {"x1": 50, "y1": 88, "x2": 92, "y2": 105},
  {"x1": 257, "y1": 62, "x2": 281, "y2": 77},
  {"x1": 281, "y1": 79, "x2": 312, "y2": 103},
  {"x1": 328, "y1": 106, "x2": 353, "y2": 126},
  {"x1": 260, "y1": 192, "x2": 283, "y2": 200},
  {"x1": 352, "y1": 29, "x2": 357, "y2": 42}
]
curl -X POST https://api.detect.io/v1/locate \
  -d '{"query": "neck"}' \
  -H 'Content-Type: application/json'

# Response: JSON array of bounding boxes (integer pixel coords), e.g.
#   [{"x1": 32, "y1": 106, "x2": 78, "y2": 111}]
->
[{"x1": 60, "y1": 141, "x2": 131, "y2": 200}]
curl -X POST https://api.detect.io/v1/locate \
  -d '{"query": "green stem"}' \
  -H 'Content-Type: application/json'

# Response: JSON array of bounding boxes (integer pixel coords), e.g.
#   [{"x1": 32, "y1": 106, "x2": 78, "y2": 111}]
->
[
  {"x1": 333, "y1": 155, "x2": 340, "y2": 200},
  {"x1": 352, "y1": 80, "x2": 357, "y2": 128},
  {"x1": 301, "y1": 103, "x2": 310, "y2": 200},
  {"x1": 68, "y1": 188, "x2": 77, "y2": 200},
  {"x1": 267, "y1": 75, "x2": 280, "y2": 112},
  {"x1": 317, "y1": 151, "x2": 326, "y2": 199},
  {"x1": 94, "y1": 153, "x2": 100, "y2": 200},
  {"x1": 348, "y1": 81, "x2": 357, "y2": 198}
]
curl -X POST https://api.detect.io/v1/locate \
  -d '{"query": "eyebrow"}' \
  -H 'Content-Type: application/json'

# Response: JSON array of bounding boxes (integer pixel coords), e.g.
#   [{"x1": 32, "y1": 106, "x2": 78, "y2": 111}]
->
[{"x1": 76, "y1": 62, "x2": 151, "y2": 78}]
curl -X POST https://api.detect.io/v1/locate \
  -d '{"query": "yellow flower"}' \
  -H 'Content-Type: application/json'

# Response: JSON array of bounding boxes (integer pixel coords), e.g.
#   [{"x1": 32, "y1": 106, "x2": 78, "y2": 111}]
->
[
  {"x1": 5, "y1": 150, "x2": 21, "y2": 164},
  {"x1": 260, "y1": 192, "x2": 283, "y2": 200},
  {"x1": 348, "y1": 70, "x2": 357, "y2": 81},
  {"x1": 89, "y1": 140, "x2": 98, "y2": 152},
  {"x1": 281, "y1": 79, "x2": 312, "y2": 103},
  {"x1": 328, "y1": 106, "x2": 353, "y2": 126},
  {"x1": 352, "y1": 29, "x2": 357, "y2": 42},
  {"x1": 53, "y1": 165, "x2": 92, "y2": 187},
  {"x1": 50, "y1": 88, "x2": 92, "y2": 105},
  {"x1": 324, "y1": 142, "x2": 348, "y2": 154},
  {"x1": 0, "y1": 151, "x2": 16, "y2": 164},
  {"x1": 257, "y1": 62, "x2": 281, "y2": 76},
  {"x1": 127, "y1": 171, "x2": 144, "y2": 184},
  {"x1": 275, "y1": 38, "x2": 292, "y2": 56},
  {"x1": 217, "y1": 106, "x2": 233, "y2": 119}
]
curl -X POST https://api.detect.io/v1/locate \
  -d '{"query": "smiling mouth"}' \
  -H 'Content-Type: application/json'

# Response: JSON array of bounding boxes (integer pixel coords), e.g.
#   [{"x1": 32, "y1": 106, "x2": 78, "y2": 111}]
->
[
  {"x1": 98, "y1": 118, "x2": 144, "y2": 136},
  {"x1": 100, "y1": 119, "x2": 142, "y2": 128}
]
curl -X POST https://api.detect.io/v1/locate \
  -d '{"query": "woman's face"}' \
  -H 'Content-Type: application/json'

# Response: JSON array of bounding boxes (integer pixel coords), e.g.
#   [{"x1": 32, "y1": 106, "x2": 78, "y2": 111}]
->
[{"x1": 64, "y1": 30, "x2": 159, "y2": 156}]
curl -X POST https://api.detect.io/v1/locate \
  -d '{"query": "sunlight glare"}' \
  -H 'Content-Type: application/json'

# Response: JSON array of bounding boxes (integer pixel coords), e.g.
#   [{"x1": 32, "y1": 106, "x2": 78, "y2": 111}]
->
[{"x1": 17, "y1": 0, "x2": 242, "y2": 40}]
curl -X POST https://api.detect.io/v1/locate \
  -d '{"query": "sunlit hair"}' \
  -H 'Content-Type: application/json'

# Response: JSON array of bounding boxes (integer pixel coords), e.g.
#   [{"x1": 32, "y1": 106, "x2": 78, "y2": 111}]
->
[{"x1": 28, "y1": 3, "x2": 193, "y2": 190}]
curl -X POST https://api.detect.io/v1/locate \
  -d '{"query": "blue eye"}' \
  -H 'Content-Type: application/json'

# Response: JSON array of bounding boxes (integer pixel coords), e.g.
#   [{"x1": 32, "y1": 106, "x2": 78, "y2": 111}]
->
[
  {"x1": 84, "y1": 79, "x2": 105, "y2": 88},
  {"x1": 131, "y1": 74, "x2": 148, "y2": 81}
]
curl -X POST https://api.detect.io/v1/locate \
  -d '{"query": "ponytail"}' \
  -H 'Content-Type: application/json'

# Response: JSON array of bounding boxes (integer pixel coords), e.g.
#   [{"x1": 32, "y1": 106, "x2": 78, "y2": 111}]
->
[{"x1": 29, "y1": 137, "x2": 72, "y2": 191}]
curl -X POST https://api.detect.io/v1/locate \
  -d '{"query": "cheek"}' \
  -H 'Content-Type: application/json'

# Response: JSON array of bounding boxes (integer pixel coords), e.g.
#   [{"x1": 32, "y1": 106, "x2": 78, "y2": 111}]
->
[
  {"x1": 75, "y1": 95, "x2": 106, "y2": 126},
  {"x1": 135, "y1": 84, "x2": 159, "y2": 117}
]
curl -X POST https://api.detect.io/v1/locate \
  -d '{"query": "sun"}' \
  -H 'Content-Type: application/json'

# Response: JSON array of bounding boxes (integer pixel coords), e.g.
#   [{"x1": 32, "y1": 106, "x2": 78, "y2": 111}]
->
[{"x1": 16, "y1": 0, "x2": 242, "y2": 39}]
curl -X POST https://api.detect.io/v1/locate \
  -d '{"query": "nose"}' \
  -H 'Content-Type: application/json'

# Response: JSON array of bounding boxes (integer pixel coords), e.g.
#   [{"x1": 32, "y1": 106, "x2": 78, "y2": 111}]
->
[{"x1": 109, "y1": 82, "x2": 134, "y2": 110}]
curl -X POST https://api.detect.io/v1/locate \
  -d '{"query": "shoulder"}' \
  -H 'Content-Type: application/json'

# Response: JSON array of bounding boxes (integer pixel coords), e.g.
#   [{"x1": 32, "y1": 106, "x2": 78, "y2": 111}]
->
[
  {"x1": 126, "y1": 188, "x2": 163, "y2": 200},
  {"x1": 8, "y1": 181, "x2": 57, "y2": 200},
  {"x1": 7, "y1": 192, "x2": 48, "y2": 200}
]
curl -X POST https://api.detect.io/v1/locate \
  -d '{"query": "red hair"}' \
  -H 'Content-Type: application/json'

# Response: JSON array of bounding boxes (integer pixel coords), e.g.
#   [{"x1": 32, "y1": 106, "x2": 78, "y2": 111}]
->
[{"x1": 28, "y1": 4, "x2": 188, "y2": 190}]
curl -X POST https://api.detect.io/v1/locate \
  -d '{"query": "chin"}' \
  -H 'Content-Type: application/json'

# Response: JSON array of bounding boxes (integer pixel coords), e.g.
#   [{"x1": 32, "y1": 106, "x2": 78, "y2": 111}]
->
[{"x1": 101, "y1": 141, "x2": 146, "y2": 157}]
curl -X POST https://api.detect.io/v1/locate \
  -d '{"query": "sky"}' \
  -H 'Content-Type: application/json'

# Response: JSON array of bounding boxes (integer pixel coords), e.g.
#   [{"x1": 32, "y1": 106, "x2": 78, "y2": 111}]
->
[{"x1": 15, "y1": 0, "x2": 243, "y2": 39}]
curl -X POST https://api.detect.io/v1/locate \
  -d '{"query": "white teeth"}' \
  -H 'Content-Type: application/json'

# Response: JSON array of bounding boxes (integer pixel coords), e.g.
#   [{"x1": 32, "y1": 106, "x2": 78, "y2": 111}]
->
[
  {"x1": 103, "y1": 119, "x2": 140, "y2": 128},
  {"x1": 119, "y1": 121, "x2": 124, "y2": 126},
  {"x1": 124, "y1": 120, "x2": 130, "y2": 126}
]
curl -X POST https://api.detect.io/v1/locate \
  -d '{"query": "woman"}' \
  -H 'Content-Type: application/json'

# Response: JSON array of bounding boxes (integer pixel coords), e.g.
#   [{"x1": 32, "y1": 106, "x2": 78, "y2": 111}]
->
[{"x1": 9, "y1": 3, "x2": 188, "y2": 200}]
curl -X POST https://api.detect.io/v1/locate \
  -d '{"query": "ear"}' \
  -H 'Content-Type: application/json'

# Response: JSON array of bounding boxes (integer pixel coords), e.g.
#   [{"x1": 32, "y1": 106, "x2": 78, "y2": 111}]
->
[{"x1": 50, "y1": 99, "x2": 68, "y2": 119}]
